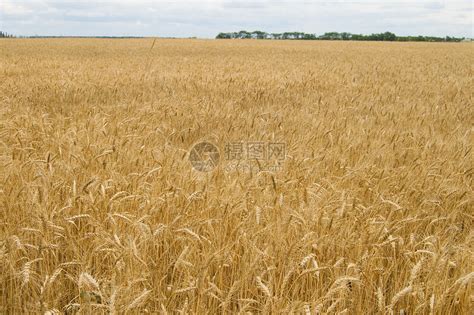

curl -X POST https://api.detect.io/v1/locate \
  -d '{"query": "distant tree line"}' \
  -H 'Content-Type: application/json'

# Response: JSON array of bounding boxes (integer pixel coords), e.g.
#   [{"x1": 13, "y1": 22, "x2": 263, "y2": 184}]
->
[
  {"x1": 0, "y1": 31, "x2": 15, "y2": 38},
  {"x1": 216, "y1": 31, "x2": 466, "y2": 42}
]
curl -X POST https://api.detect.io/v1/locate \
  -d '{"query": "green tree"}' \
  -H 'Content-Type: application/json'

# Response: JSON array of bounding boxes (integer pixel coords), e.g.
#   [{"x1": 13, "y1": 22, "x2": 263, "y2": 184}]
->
[
  {"x1": 216, "y1": 33, "x2": 231, "y2": 39},
  {"x1": 382, "y1": 32, "x2": 396, "y2": 41}
]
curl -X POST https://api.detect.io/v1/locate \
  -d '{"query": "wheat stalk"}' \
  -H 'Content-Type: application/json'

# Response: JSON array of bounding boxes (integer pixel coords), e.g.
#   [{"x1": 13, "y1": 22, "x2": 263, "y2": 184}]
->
[
  {"x1": 256, "y1": 276, "x2": 272, "y2": 298},
  {"x1": 126, "y1": 289, "x2": 151, "y2": 311}
]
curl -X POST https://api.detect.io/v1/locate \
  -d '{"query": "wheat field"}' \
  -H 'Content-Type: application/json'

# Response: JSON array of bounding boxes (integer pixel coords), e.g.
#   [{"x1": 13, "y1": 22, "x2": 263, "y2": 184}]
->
[{"x1": 0, "y1": 39, "x2": 472, "y2": 314}]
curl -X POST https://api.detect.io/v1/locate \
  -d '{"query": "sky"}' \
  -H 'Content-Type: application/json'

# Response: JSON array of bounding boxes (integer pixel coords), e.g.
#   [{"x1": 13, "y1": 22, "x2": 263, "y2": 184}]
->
[{"x1": 0, "y1": 0, "x2": 472, "y2": 38}]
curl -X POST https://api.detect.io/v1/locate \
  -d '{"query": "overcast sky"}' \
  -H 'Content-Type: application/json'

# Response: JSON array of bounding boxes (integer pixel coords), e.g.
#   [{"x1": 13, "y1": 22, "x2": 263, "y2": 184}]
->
[{"x1": 1, "y1": 0, "x2": 472, "y2": 38}]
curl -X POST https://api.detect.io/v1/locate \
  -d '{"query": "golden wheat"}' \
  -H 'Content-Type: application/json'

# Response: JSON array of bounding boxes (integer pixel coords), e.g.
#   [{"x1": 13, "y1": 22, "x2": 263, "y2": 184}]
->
[{"x1": 0, "y1": 38, "x2": 473, "y2": 313}]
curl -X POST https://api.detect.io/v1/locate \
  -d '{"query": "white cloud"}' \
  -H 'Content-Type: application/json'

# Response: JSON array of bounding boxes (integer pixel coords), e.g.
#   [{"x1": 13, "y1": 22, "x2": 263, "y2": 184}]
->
[{"x1": 0, "y1": 0, "x2": 472, "y2": 37}]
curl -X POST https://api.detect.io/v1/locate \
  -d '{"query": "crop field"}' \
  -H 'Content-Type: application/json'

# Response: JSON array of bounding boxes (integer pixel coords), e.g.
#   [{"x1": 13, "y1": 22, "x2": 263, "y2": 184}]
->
[{"x1": 0, "y1": 39, "x2": 472, "y2": 314}]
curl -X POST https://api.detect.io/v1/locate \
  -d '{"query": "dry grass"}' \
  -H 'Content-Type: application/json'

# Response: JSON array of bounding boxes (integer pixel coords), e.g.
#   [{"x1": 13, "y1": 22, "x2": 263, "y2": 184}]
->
[{"x1": 0, "y1": 38, "x2": 473, "y2": 314}]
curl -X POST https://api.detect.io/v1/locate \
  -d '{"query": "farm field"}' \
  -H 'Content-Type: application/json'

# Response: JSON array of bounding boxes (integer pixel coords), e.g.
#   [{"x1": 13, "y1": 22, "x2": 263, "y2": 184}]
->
[{"x1": 0, "y1": 39, "x2": 472, "y2": 314}]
